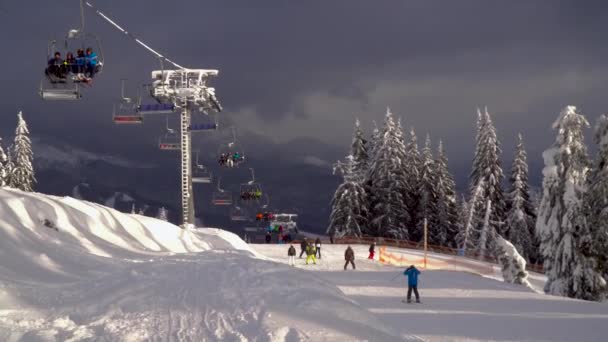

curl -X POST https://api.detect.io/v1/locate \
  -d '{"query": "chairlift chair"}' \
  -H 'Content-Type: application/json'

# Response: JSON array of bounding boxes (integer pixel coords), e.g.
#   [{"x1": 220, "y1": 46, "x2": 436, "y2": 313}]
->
[
  {"x1": 192, "y1": 151, "x2": 212, "y2": 184},
  {"x1": 240, "y1": 168, "x2": 263, "y2": 202},
  {"x1": 40, "y1": 1, "x2": 104, "y2": 100},
  {"x1": 189, "y1": 114, "x2": 218, "y2": 132},
  {"x1": 159, "y1": 116, "x2": 180, "y2": 150},
  {"x1": 217, "y1": 127, "x2": 245, "y2": 168},
  {"x1": 212, "y1": 177, "x2": 233, "y2": 206},
  {"x1": 113, "y1": 79, "x2": 143, "y2": 124},
  {"x1": 230, "y1": 206, "x2": 248, "y2": 221}
]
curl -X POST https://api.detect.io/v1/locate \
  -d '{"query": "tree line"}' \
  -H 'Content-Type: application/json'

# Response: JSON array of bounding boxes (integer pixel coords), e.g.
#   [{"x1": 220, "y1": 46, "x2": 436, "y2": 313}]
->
[{"x1": 328, "y1": 106, "x2": 608, "y2": 301}]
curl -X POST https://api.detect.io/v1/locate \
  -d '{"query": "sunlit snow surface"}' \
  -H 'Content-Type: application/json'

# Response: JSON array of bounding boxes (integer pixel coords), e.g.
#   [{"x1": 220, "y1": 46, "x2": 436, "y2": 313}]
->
[{"x1": 0, "y1": 188, "x2": 607, "y2": 341}]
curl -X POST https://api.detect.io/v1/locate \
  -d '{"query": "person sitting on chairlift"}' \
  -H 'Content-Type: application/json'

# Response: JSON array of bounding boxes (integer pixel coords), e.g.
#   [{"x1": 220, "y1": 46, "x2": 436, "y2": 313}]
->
[
  {"x1": 46, "y1": 52, "x2": 65, "y2": 80},
  {"x1": 76, "y1": 49, "x2": 86, "y2": 76},
  {"x1": 64, "y1": 52, "x2": 78, "y2": 74},
  {"x1": 233, "y1": 152, "x2": 242, "y2": 164},
  {"x1": 84, "y1": 47, "x2": 98, "y2": 78}
]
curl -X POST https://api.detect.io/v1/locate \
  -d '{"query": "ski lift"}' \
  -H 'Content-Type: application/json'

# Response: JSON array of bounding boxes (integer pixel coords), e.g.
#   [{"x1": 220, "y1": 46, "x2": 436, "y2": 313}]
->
[
  {"x1": 137, "y1": 82, "x2": 176, "y2": 114},
  {"x1": 212, "y1": 177, "x2": 232, "y2": 206},
  {"x1": 230, "y1": 205, "x2": 248, "y2": 221},
  {"x1": 113, "y1": 79, "x2": 143, "y2": 124},
  {"x1": 217, "y1": 127, "x2": 245, "y2": 168},
  {"x1": 159, "y1": 116, "x2": 180, "y2": 150},
  {"x1": 192, "y1": 151, "x2": 212, "y2": 184},
  {"x1": 239, "y1": 168, "x2": 263, "y2": 202},
  {"x1": 150, "y1": 66, "x2": 222, "y2": 113},
  {"x1": 138, "y1": 100, "x2": 176, "y2": 115},
  {"x1": 189, "y1": 114, "x2": 218, "y2": 132},
  {"x1": 40, "y1": 0, "x2": 104, "y2": 100},
  {"x1": 40, "y1": 40, "x2": 81, "y2": 100}
]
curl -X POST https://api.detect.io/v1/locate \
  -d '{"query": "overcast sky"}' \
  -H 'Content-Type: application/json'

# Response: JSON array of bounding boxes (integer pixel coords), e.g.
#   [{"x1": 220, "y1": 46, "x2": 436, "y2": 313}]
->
[{"x1": 1, "y1": 0, "x2": 608, "y2": 187}]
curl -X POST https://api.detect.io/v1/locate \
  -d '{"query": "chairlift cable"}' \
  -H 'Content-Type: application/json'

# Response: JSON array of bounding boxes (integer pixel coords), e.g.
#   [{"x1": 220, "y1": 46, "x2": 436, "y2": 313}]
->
[
  {"x1": 83, "y1": 1, "x2": 184, "y2": 69},
  {"x1": 79, "y1": 0, "x2": 85, "y2": 34}
]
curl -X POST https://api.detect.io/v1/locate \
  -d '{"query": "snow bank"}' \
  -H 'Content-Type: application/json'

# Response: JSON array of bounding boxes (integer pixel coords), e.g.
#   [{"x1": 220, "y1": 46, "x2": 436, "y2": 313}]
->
[{"x1": 0, "y1": 188, "x2": 406, "y2": 341}]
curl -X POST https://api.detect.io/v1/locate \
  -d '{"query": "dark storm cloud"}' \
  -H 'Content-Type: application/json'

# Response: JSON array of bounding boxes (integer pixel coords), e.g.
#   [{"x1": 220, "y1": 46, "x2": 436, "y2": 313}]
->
[{"x1": 1, "y1": 0, "x2": 608, "y2": 184}]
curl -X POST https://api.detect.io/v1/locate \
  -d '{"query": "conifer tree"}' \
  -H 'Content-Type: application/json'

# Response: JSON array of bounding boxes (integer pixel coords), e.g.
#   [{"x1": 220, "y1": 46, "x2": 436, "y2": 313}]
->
[
  {"x1": 434, "y1": 140, "x2": 459, "y2": 247},
  {"x1": 0, "y1": 138, "x2": 8, "y2": 187},
  {"x1": 157, "y1": 207, "x2": 169, "y2": 221},
  {"x1": 468, "y1": 108, "x2": 506, "y2": 255},
  {"x1": 328, "y1": 155, "x2": 368, "y2": 238},
  {"x1": 11, "y1": 111, "x2": 35, "y2": 192},
  {"x1": 415, "y1": 134, "x2": 438, "y2": 242},
  {"x1": 367, "y1": 108, "x2": 409, "y2": 239},
  {"x1": 458, "y1": 180, "x2": 485, "y2": 253},
  {"x1": 536, "y1": 105, "x2": 606, "y2": 300},
  {"x1": 586, "y1": 114, "x2": 608, "y2": 280},
  {"x1": 404, "y1": 127, "x2": 422, "y2": 235},
  {"x1": 506, "y1": 134, "x2": 538, "y2": 263},
  {"x1": 351, "y1": 118, "x2": 369, "y2": 183},
  {"x1": 496, "y1": 234, "x2": 531, "y2": 286}
]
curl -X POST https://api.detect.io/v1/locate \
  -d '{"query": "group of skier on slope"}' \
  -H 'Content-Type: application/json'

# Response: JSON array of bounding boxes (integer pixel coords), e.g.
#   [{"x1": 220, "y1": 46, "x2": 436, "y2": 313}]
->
[{"x1": 285, "y1": 239, "x2": 422, "y2": 303}]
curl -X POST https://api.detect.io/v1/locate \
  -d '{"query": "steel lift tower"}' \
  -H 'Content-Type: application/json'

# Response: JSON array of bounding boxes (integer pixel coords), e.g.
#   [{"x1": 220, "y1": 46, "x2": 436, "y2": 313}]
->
[{"x1": 149, "y1": 69, "x2": 222, "y2": 226}]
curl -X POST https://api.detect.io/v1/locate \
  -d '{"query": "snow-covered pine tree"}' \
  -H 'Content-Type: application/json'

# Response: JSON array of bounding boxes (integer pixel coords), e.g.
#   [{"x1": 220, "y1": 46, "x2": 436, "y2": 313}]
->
[
  {"x1": 468, "y1": 108, "x2": 507, "y2": 256},
  {"x1": 131, "y1": 204, "x2": 136, "y2": 214},
  {"x1": 505, "y1": 134, "x2": 538, "y2": 263},
  {"x1": 455, "y1": 195, "x2": 469, "y2": 249},
  {"x1": 138, "y1": 208, "x2": 145, "y2": 215},
  {"x1": 11, "y1": 111, "x2": 35, "y2": 192},
  {"x1": 404, "y1": 127, "x2": 422, "y2": 236},
  {"x1": 496, "y1": 234, "x2": 531, "y2": 286},
  {"x1": 364, "y1": 120, "x2": 381, "y2": 235},
  {"x1": 416, "y1": 134, "x2": 439, "y2": 243},
  {"x1": 0, "y1": 138, "x2": 8, "y2": 187},
  {"x1": 458, "y1": 179, "x2": 485, "y2": 253},
  {"x1": 5, "y1": 149, "x2": 15, "y2": 188},
  {"x1": 368, "y1": 120, "x2": 381, "y2": 162},
  {"x1": 434, "y1": 140, "x2": 459, "y2": 247},
  {"x1": 367, "y1": 108, "x2": 409, "y2": 239},
  {"x1": 586, "y1": 114, "x2": 608, "y2": 280},
  {"x1": 351, "y1": 118, "x2": 369, "y2": 183},
  {"x1": 157, "y1": 207, "x2": 169, "y2": 221},
  {"x1": 536, "y1": 105, "x2": 606, "y2": 300},
  {"x1": 327, "y1": 155, "x2": 368, "y2": 238}
]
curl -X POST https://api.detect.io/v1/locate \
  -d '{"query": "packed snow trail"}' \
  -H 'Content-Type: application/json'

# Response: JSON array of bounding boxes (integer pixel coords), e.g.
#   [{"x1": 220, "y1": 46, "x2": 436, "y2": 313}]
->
[
  {"x1": 253, "y1": 244, "x2": 608, "y2": 342},
  {"x1": 0, "y1": 188, "x2": 407, "y2": 341}
]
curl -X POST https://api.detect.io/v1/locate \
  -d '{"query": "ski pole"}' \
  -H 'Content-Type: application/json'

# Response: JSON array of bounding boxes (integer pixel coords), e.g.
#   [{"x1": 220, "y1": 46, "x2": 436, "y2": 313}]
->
[{"x1": 389, "y1": 273, "x2": 401, "y2": 282}]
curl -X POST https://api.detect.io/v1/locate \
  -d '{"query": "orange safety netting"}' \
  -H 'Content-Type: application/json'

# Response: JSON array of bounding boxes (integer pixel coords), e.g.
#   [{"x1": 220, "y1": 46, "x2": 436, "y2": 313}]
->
[{"x1": 378, "y1": 246, "x2": 448, "y2": 270}]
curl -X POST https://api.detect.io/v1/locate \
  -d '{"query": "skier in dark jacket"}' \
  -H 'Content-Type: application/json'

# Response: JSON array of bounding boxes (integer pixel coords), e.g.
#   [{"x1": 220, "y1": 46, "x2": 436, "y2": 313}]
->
[
  {"x1": 315, "y1": 237, "x2": 322, "y2": 259},
  {"x1": 299, "y1": 239, "x2": 307, "y2": 258},
  {"x1": 368, "y1": 242, "x2": 376, "y2": 259},
  {"x1": 288, "y1": 244, "x2": 296, "y2": 266},
  {"x1": 344, "y1": 245, "x2": 355, "y2": 270},
  {"x1": 403, "y1": 265, "x2": 421, "y2": 303},
  {"x1": 46, "y1": 52, "x2": 65, "y2": 79},
  {"x1": 265, "y1": 232, "x2": 272, "y2": 244}
]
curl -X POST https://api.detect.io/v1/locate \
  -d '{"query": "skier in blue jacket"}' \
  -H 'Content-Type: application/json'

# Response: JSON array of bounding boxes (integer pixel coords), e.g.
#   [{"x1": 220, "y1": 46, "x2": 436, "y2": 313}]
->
[
  {"x1": 84, "y1": 47, "x2": 98, "y2": 78},
  {"x1": 403, "y1": 265, "x2": 421, "y2": 303}
]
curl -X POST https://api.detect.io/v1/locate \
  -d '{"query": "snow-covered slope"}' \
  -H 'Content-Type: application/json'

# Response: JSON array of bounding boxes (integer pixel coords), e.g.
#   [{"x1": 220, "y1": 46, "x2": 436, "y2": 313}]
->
[
  {"x1": 252, "y1": 244, "x2": 608, "y2": 342},
  {"x1": 0, "y1": 188, "x2": 407, "y2": 341}
]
